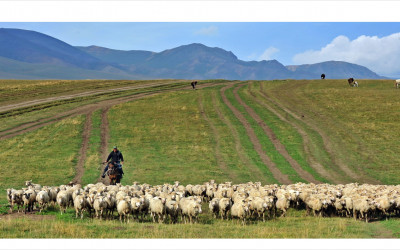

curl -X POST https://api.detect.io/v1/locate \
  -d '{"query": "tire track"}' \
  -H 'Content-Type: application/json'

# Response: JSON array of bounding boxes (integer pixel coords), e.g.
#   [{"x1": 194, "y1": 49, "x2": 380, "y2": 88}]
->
[
  {"x1": 71, "y1": 111, "x2": 93, "y2": 184},
  {"x1": 234, "y1": 83, "x2": 320, "y2": 184},
  {"x1": 198, "y1": 94, "x2": 237, "y2": 181},
  {"x1": 97, "y1": 107, "x2": 111, "y2": 185},
  {"x1": 211, "y1": 91, "x2": 269, "y2": 183},
  {"x1": 247, "y1": 83, "x2": 344, "y2": 184},
  {"x1": 220, "y1": 83, "x2": 290, "y2": 184},
  {"x1": 0, "y1": 82, "x2": 222, "y2": 141},
  {"x1": 258, "y1": 82, "x2": 379, "y2": 184}
]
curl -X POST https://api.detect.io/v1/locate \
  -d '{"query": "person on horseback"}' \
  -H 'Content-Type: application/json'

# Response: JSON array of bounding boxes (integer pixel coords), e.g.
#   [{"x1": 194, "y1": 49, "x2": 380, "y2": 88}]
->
[{"x1": 102, "y1": 146, "x2": 124, "y2": 179}]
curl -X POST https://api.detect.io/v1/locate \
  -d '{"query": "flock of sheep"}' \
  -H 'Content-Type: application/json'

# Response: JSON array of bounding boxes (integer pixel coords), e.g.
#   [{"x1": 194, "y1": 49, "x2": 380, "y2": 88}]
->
[{"x1": 6, "y1": 180, "x2": 400, "y2": 224}]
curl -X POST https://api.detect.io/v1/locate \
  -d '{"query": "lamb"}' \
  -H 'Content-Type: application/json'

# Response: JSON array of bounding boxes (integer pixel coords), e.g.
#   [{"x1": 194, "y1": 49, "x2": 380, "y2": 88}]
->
[
  {"x1": 93, "y1": 196, "x2": 108, "y2": 220},
  {"x1": 74, "y1": 194, "x2": 88, "y2": 219},
  {"x1": 6, "y1": 188, "x2": 16, "y2": 208},
  {"x1": 209, "y1": 198, "x2": 220, "y2": 218},
  {"x1": 117, "y1": 197, "x2": 132, "y2": 223},
  {"x1": 36, "y1": 190, "x2": 50, "y2": 213},
  {"x1": 56, "y1": 190, "x2": 69, "y2": 214},
  {"x1": 180, "y1": 199, "x2": 202, "y2": 224},
  {"x1": 22, "y1": 189, "x2": 37, "y2": 213},
  {"x1": 218, "y1": 198, "x2": 232, "y2": 220},
  {"x1": 230, "y1": 200, "x2": 249, "y2": 225},
  {"x1": 149, "y1": 197, "x2": 166, "y2": 223},
  {"x1": 275, "y1": 195, "x2": 290, "y2": 217}
]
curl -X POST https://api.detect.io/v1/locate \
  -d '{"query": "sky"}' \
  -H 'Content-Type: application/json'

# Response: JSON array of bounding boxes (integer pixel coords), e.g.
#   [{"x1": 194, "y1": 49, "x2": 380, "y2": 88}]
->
[{"x1": 1, "y1": 22, "x2": 400, "y2": 78}]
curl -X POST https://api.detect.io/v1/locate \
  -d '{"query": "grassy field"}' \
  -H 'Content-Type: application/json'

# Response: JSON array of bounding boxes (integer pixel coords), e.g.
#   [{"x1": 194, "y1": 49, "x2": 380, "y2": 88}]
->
[{"x1": 0, "y1": 79, "x2": 399, "y2": 238}]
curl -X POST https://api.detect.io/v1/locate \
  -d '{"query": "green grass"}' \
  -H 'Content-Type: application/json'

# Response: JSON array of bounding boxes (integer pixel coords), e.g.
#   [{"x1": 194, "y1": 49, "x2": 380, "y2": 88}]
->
[
  {"x1": 223, "y1": 83, "x2": 304, "y2": 183},
  {"x1": 260, "y1": 79, "x2": 400, "y2": 184},
  {"x1": 0, "y1": 206, "x2": 391, "y2": 238},
  {"x1": 240, "y1": 83, "x2": 328, "y2": 183},
  {"x1": 1, "y1": 79, "x2": 400, "y2": 238},
  {"x1": 107, "y1": 89, "x2": 227, "y2": 185}
]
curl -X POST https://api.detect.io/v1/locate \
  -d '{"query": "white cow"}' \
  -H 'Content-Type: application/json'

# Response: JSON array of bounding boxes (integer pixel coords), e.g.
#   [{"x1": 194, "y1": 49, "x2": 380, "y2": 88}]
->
[{"x1": 395, "y1": 79, "x2": 400, "y2": 88}]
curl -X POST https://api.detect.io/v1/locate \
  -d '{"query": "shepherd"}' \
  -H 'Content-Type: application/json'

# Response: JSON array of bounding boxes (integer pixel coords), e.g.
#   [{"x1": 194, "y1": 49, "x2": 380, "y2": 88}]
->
[
  {"x1": 321, "y1": 74, "x2": 325, "y2": 79},
  {"x1": 191, "y1": 81, "x2": 197, "y2": 89},
  {"x1": 102, "y1": 146, "x2": 124, "y2": 180}
]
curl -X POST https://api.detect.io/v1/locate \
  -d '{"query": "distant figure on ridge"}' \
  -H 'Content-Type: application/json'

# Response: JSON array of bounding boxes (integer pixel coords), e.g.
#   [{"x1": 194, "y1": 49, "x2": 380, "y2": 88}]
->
[
  {"x1": 191, "y1": 81, "x2": 198, "y2": 90},
  {"x1": 321, "y1": 73, "x2": 325, "y2": 79}
]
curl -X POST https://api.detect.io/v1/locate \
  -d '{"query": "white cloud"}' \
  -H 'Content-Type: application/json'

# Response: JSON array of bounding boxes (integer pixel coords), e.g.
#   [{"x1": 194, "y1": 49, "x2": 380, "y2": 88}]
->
[
  {"x1": 258, "y1": 47, "x2": 279, "y2": 61},
  {"x1": 194, "y1": 26, "x2": 218, "y2": 36},
  {"x1": 293, "y1": 33, "x2": 400, "y2": 77}
]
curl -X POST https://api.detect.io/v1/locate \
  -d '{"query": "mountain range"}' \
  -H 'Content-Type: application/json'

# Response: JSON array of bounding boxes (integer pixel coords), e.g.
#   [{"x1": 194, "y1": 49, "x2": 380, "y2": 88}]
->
[{"x1": 0, "y1": 28, "x2": 386, "y2": 80}]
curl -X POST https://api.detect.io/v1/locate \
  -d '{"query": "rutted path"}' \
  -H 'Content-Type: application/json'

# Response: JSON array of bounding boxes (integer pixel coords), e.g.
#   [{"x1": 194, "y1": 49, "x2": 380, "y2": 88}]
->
[
  {"x1": 98, "y1": 107, "x2": 111, "y2": 185},
  {"x1": 71, "y1": 111, "x2": 93, "y2": 184},
  {"x1": 198, "y1": 94, "x2": 237, "y2": 181},
  {"x1": 233, "y1": 83, "x2": 320, "y2": 184},
  {"x1": 211, "y1": 91, "x2": 269, "y2": 183},
  {"x1": 246, "y1": 83, "x2": 344, "y2": 184},
  {"x1": 258, "y1": 82, "x2": 379, "y2": 184},
  {"x1": 220, "y1": 83, "x2": 290, "y2": 184},
  {"x1": 0, "y1": 80, "x2": 186, "y2": 113}
]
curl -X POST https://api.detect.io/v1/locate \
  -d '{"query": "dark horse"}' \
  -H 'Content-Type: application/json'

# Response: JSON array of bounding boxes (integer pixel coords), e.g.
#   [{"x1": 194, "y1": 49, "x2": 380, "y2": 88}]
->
[
  {"x1": 191, "y1": 81, "x2": 198, "y2": 89},
  {"x1": 106, "y1": 162, "x2": 121, "y2": 185}
]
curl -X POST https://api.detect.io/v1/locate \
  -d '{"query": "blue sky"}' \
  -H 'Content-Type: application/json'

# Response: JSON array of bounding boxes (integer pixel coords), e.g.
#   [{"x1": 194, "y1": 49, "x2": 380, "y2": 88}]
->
[{"x1": 1, "y1": 22, "x2": 400, "y2": 77}]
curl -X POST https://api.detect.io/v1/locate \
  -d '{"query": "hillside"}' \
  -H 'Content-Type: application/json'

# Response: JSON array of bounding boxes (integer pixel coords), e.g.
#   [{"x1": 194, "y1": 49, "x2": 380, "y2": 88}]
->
[{"x1": 0, "y1": 28, "x2": 387, "y2": 80}]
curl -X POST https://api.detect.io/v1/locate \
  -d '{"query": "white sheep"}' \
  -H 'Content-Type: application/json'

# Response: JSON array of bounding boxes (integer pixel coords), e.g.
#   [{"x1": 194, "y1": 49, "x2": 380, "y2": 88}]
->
[
  {"x1": 218, "y1": 198, "x2": 232, "y2": 220},
  {"x1": 230, "y1": 200, "x2": 249, "y2": 225},
  {"x1": 93, "y1": 196, "x2": 108, "y2": 220},
  {"x1": 22, "y1": 189, "x2": 37, "y2": 213},
  {"x1": 275, "y1": 195, "x2": 290, "y2": 217},
  {"x1": 56, "y1": 190, "x2": 69, "y2": 214},
  {"x1": 395, "y1": 79, "x2": 400, "y2": 88},
  {"x1": 117, "y1": 197, "x2": 132, "y2": 223},
  {"x1": 149, "y1": 197, "x2": 166, "y2": 223},
  {"x1": 74, "y1": 194, "x2": 88, "y2": 219},
  {"x1": 180, "y1": 199, "x2": 202, "y2": 224},
  {"x1": 209, "y1": 198, "x2": 220, "y2": 218},
  {"x1": 130, "y1": 197, "x2": 142, "y2": 222},
  {"x1": 10, "y1": 190, "x2": 24, "y2": 213},
  {"x1": 36, "y1": 190, "x2": 50, "y2": 213},
  {"x1": 165, "y1": 199, "x2": 180, "y2": 223}
]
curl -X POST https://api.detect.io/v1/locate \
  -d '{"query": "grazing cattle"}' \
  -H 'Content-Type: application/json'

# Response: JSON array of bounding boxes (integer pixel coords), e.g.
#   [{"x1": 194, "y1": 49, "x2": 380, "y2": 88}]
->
[
  {"x1": 395, "y1": 79, "x2": 400, "y2": 88},
  {"x1": 321, "y1": 74, "x2": 325, "y2": 79},
  {"x1": 348, "y1": 78, "x2": 358, "y2": 87},
  {"x1": 191, "y1": 81, "x2": 198, "y2": 89}
]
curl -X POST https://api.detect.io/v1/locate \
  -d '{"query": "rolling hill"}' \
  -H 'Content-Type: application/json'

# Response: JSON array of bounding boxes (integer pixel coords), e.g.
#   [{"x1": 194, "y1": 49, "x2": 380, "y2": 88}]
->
[{"x1": 0, "y1": 28, "x2": 387, "y2": 80}]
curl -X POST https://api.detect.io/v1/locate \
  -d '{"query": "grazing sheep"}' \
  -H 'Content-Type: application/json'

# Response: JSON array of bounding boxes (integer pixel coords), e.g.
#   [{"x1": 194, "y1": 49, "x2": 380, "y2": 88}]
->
[
  {"x1": 218, "y1": 198, "x2": 232, "y2": 220},
  {"x1": 36, "y1": 190, "x2": 50, "y2": 213},
  {"x1": 74, "y1": 194, "x2": 88, "y2": 219},
  {"x1": 375, "y1": 196, "x2": 394, "y2": 220},
  {"x1": 56, "y1": 190, "x2": 69, "y2": 214},
  {"x1": 305, "y1": 196, "x2": 323, "y2": 217},
  {"x1": 149, "y1": 197, "x2": 166, "y2": 223},
  {"x1": 231, "y1": 200, "x2": 249, "y2": 225},
  {"x1": 117, "y1": 197, "x2": 132, "y2": 223}
]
